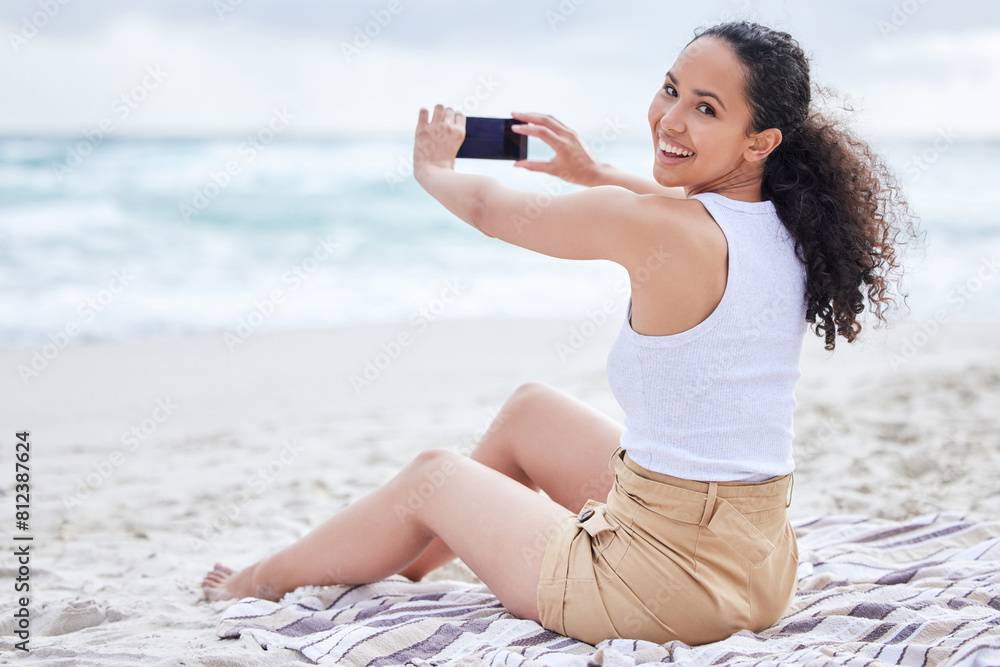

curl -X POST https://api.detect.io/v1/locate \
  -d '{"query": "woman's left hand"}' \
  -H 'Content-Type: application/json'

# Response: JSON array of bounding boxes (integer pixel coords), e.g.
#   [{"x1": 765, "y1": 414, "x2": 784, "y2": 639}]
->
[{"x1": 414, "y1": 104, "x2": 465, "y2": 181}]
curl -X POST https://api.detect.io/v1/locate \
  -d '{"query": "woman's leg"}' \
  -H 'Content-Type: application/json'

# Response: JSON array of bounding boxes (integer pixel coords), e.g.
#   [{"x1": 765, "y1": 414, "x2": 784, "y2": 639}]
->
[
  {"x1": 398, "y1": 381, "x2": 624, "y2": 582},
  {"x1": 201, "y1": 448, "x2": 576, "y2": 622}
]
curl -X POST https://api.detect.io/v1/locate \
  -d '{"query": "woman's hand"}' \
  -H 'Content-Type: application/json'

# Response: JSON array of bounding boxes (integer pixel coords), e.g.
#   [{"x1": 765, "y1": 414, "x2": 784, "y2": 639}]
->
[
  {"x1": 510, "y1": 111, "x2": 606, "y2": 187},
  {"x1": 414, "y1": 104, "x2": 465, "y2": 183}
]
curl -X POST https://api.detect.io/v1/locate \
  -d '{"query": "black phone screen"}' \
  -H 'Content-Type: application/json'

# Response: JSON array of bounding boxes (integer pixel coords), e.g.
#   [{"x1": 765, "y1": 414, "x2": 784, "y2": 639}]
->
[{"x1": 456, "y1": 117, "x2": 528, "y2": 161}]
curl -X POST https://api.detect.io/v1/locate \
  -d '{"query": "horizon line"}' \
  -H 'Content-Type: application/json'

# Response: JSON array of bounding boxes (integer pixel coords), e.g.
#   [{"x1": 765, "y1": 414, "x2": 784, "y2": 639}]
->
[{"x1": 1, "y1": 132, "x2": 998, "y2": 143}]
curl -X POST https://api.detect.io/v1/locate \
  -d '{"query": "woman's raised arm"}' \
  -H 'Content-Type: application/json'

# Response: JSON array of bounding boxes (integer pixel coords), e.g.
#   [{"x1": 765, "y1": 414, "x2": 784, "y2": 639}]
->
[
  {"x1": 413, "y1": 104, "x2": 688, "y2": 268},
  {"x1": 510, "y1": 111, "x2": 685, "y2": 198}
]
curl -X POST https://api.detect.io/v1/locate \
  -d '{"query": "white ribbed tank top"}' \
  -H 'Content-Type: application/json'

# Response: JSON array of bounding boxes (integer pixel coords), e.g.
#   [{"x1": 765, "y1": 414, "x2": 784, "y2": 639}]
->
[{"x1": 605, "y1": 192, "x2": 808, "y2": 482}]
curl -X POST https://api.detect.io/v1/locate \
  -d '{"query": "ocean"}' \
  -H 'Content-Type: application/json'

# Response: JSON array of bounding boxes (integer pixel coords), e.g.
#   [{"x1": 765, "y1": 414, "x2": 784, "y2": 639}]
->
[{"x1": 2, "y1": 134, "x2": 997, "y2": 349}]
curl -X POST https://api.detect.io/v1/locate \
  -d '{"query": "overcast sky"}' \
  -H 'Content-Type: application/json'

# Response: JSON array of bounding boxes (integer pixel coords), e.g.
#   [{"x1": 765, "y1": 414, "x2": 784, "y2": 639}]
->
[{"x1": 1, "y1": 0, "x2": 998, "y2": 142}]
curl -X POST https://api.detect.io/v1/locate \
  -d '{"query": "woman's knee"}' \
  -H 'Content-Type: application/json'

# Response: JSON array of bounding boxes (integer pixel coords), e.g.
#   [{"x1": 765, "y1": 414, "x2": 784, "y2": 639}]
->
[
  {"x1": 408, "y1": 448, "x2": 464, "y2": 494},
  {"x1": 464, "y1": 382, "x2": 554, "y2": 453},
  {"x1": 412, "y1": 447, "x2": 462, "y2": 468},
  {"x1": 387, "y1": 449, "x2": 465, "y2": 540},
  {"x1": 500, "y1": 381, "x2": 557, "y2": 424},
  {"x1": 509, "y1": 381, "x2": 555, "y2": 403}
]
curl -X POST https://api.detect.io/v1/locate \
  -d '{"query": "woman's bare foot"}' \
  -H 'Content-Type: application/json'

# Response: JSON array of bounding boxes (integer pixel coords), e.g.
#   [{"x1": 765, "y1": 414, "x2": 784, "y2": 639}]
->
[{"x1": 201, "y1": 562, "x2": 269, "y2": 601}]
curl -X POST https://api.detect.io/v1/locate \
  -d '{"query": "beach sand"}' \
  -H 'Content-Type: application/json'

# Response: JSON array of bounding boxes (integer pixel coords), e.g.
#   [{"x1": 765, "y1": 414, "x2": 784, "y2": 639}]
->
[{"x1": 1, "y1": 315, "x2": 998, "y2": 664}]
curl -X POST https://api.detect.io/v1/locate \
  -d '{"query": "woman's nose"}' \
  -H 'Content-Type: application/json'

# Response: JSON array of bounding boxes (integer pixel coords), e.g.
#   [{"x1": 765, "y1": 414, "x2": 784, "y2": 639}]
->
[{"x1": 658, "y1": 105, "x2": 685, "y2": 135}]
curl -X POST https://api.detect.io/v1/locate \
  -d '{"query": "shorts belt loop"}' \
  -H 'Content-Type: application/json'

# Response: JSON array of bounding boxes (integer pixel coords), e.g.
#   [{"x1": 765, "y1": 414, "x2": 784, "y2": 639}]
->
[
  {"x1": 609, "y1": 445, "x2": 623, "y2": 474},
  {"x1": 698, "y1": 481, "x2": 719, "y2": 527},
  {"x1": 786, "y1": 472, "x2": 795, "y2": 508}
]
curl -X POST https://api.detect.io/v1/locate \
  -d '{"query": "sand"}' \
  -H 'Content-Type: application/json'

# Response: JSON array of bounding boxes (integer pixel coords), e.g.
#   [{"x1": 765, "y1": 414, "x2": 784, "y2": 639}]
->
[{"x1": 0, "y1": 314, "x2": 998, "y2": 665}]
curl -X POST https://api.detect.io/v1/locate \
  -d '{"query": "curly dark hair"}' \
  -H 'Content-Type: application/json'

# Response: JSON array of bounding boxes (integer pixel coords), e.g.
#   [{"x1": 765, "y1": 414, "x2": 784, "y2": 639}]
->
[{"x1": 689, "y1": 21, "x2": 920, "y2": 350}]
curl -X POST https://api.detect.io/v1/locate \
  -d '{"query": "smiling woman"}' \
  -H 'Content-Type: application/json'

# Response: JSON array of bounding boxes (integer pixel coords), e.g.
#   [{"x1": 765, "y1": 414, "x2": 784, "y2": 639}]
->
[{"x1": 202, "y1": 20, "x2": 919, "y2": 647}]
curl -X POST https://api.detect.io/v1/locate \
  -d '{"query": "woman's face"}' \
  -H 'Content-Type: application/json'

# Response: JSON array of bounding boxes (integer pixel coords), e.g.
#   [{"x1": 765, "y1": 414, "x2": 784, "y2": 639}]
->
[{"x1": 647, "y1": 36, "x2": 774, "y2": 196}]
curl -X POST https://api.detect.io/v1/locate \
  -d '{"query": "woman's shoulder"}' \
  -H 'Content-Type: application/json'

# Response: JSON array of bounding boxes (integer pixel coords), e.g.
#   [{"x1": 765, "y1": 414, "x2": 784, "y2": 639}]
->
[
  {"x1": 624, "y1": 194, "x2": 729, "y2": 337},
  {"x1": 633, "y1": 193, "x2": 728, "y2": 256},
  {"x1": 688, "y1": 191, "x2": 778, "y2": 216}
]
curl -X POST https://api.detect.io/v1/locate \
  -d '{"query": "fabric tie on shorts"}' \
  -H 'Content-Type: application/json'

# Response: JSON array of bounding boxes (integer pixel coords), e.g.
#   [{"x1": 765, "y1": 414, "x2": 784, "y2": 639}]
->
[
  {"x1": 697, "y1": 482, "x2": 718, "y2": 527},
  {"x1": 609, "y1": 447, "x2": 788, "y2": 568}
]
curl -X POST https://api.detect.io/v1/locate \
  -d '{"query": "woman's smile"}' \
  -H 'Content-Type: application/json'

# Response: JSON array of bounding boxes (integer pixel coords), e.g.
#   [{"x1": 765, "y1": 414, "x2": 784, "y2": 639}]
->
[{"x1": 657, "y1": 132, "x2": 695, "y2": 165}]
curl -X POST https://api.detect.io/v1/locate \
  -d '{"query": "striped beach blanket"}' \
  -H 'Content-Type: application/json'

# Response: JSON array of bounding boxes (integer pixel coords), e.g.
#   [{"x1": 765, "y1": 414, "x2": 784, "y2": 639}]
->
[{"x1": 217, "y1": 513, "x2": 1000, "y2": 665}]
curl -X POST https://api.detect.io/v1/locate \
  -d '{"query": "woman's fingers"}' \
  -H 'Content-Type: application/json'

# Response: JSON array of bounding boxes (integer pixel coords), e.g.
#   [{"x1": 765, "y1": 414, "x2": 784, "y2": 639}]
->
[
  {"x1": 512, "y1": 160, "x2": 555, "y2": 174},
  {"x1": 512, "y1": 122, "x2": 564, "y2": 148},
  {"x1": 413, "y1": 105, "x2": 466, "y2": 177},
  {"x1": 511, "y1": 117, "x2": 568, "y2": 145},
  {"x1": 509, "y1": 115, "x2": 600, "y2": 185},
  {"x1": 423, "y1": 104, "x2": 464, "y2": 128},
  {"x1": 511, "y1": 111, "x2": 571, "y2": 134}
]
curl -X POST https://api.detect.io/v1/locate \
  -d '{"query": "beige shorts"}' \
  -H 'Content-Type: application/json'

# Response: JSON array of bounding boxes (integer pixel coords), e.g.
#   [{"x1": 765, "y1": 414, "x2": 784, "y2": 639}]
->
[{"x1": 536, "y1": 446, "x2": 798, "y2": 646}]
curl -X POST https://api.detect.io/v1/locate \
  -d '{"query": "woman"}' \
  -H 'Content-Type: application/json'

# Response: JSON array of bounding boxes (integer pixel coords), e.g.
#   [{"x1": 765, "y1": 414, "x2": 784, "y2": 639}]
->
[{"x1": 202, "y1": 21, "x2": 915, "y2": 646}]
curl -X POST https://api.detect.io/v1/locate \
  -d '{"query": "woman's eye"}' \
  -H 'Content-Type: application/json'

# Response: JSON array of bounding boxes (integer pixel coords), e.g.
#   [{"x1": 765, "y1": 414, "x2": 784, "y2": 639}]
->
[
  {"x1": 662, "y1": 84, "x2": 676, "y2": 96},
  {"x1": 697, "y1": 103, "x2": 716, "y2": 116}
]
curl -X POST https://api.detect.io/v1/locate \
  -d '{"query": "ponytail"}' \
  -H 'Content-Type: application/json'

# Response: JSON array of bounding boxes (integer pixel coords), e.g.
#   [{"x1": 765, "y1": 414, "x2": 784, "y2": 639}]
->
[{"x1": 692, "y1": 22, "x2": 920, "y2": 351}]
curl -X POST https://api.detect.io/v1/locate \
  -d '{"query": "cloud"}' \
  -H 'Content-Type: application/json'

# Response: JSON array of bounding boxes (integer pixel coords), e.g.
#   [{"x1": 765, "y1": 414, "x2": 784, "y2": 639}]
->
[{"x1": 0, "y1": 1, "x2": 998, "y2": 139}]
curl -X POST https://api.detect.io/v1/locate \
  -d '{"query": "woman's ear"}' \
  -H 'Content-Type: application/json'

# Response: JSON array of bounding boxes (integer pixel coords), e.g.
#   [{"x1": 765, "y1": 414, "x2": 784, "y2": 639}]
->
[{"x1": 744, "y1": 128, "x2": 783, "y2": 163}]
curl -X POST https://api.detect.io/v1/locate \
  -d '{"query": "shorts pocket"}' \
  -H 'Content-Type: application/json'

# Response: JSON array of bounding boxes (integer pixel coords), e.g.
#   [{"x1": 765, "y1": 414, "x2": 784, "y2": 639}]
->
[{"x1": 706, "y1": 499, "x2": 775, "y2": 568}]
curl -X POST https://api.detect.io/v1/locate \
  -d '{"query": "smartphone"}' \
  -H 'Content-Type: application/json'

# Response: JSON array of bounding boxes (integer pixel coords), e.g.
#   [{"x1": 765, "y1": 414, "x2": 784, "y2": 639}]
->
[{"x1": 456, "y1": 117, "x2": 528, "y2": 161}]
